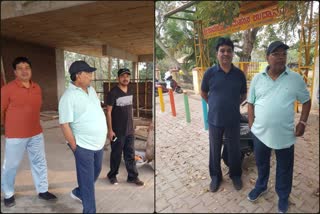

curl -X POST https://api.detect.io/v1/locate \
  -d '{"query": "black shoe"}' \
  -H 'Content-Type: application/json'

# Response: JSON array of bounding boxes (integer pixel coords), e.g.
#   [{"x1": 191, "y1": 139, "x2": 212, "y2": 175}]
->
[
  {"x1": 232, "y1": 177, "x2": 243, "y2": 190},
  {"x1": 38, "y1": 191, "x2": 57, "y2": 200},
  {"x1": 127, "y1": 178, "x2": 144, "y2": 186},
  {"x1": 247, "y1": 188, "x2": 268, "y2": 202},
  {"x1": 4, "y1": 195, "x2": 15, "y2": 207},
  {"x1": 70, "y1": 189, "x2": 82, "y2": 203},
  {"x1": 210, "y1": 177, "x2": 221, "y2": 192},
  {"x1": 109, "y1": 177, "x2": 119, "y2": 185},
  {"x1": 278, "y1": 198, "x2": 289, "y2": 213}
]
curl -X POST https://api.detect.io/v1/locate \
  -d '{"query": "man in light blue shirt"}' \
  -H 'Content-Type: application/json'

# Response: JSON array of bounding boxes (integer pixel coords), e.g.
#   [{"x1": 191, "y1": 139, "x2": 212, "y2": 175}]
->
[
  {"x1": 247, "y1": 41, "x2": 311, "y2": 213},
  {"x1": 59, "y1": 61, "x2": 107, "y2": 213}
]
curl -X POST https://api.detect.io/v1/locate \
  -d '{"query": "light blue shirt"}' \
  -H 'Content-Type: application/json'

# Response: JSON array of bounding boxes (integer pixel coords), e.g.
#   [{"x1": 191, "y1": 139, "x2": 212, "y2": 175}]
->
[
  {"x1": 58, "y1": 83, "x2": 107, "y2": 150},
  {"x1": 248, "y1": 66, "x2": 310, "y2": 149}
]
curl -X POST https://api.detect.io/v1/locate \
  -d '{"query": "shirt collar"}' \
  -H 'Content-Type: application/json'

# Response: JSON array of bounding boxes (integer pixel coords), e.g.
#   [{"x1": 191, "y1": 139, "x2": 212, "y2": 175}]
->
[
  {"x1": 14, "y1": 78, "x2": 36, "y2": 88},
  {"x1": 262, "y1": 65, "x2": 290, "y2": 76},
  {"x1": 217, "y1": 63, "x2": 235, "y2": 73},
  {"x1": 69, "y1": 82, "x2": 91, "y2": 91}
]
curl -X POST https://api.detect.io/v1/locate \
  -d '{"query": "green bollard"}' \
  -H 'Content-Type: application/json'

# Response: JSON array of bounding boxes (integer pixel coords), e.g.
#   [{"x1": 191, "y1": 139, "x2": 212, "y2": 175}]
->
[{"x1": 184, "y1": 92, "x2": 191, "y2": 123}]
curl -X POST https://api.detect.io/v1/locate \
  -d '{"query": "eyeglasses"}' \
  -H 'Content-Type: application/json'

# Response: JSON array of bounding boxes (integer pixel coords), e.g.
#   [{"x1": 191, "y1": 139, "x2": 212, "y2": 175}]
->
[{"x1": 270, "y1": 52, "x2": 287, "y2": 57}]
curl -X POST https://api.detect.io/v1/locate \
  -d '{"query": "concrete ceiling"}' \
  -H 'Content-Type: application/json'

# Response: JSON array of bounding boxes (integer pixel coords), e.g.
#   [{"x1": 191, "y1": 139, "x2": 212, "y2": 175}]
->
[{"x1": 1, "y1": 1, "x2": 154, "y2": 59}]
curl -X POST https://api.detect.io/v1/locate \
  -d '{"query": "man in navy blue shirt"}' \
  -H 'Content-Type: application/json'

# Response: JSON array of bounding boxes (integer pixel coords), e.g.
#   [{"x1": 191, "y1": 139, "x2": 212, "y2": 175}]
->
[{"x1": 201, "y1": 37, "x2": 247, "y2": 192}]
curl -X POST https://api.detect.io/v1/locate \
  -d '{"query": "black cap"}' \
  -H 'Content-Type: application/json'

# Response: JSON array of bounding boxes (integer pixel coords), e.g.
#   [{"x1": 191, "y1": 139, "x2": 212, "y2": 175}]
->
[
  {"x1": 69, "y1": 60, "x2": 96, "y2": 75},
  {"x1": 118, "y1": 68, "x2": 131, "y2": 77},
  {"x1": 266, "y1": 41, "x2": 289, "y2": 55}
]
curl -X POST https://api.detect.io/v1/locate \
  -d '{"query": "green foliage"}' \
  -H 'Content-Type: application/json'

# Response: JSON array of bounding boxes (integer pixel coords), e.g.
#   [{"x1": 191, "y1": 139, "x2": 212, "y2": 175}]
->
[
  {"x1": 138, "y1": 62, "x2": 153, "y2": 80},
  {"x1": 195, "y1": 1, "x2": 241, "y2": 27},
  {"x1": 156, "y1": 1, "x2": 318, "y2": 86},
  {"x1": 155, "y1": 43, "x2": 166, "y2": 60},
  {"x1": 64, "y1": 51, "x2": 148, "y2": 102}
]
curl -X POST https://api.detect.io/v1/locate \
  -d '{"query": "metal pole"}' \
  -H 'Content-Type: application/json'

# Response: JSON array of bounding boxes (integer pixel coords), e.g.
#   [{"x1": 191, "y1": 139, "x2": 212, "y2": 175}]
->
[
  {"x1": 168, "y1": 89, "x2": 176, "y2": 117},
  {"x1": 201, "y1": 98, "x2": 208, "y2": 130},
  {"x1": 157, "y1": 86, "x2": 165, "y2": 112},
  {"x1": 184, "y1": 92, "x2": 191, "y2": 123}
]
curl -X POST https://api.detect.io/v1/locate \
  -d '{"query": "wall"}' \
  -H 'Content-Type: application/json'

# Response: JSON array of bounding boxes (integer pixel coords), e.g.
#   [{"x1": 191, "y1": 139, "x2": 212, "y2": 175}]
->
[
  {"x1": 312, "y1": 56, "x2": 319, "y2": 109},
  {"x1": 1, "y1": 37, "x2": 58, "y2": 110}
]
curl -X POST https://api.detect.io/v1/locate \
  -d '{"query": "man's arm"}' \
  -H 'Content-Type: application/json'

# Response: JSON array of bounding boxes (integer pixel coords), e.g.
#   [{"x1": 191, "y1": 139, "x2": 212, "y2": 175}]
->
[
  {"x1": 248, "y1": 103, "x2": 254, "y2": 129},
  {"x1": 106, "y1": 105, "x2": 115, "y2": 141},
  {"x1": 201, "y1": 91, "x2": 208, "y2": 103},
  {"x1": 1, "y1": 108, "x2": 5, "y2": 126},
  {"x1": 60, "y1": 123, "x2": 77, "y2": 152},
  {"x1": 240, "y1": 93, "x2": 247, "y2": 105},
  {"x1": 295, "y1": 99, "x2": 311, "y2": 136}
]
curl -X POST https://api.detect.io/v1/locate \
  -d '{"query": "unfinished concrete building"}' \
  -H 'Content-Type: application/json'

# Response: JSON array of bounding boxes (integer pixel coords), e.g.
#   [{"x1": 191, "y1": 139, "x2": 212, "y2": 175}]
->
[{"x1": 1, "y1": 1, "x2": 154, "y2": 117}]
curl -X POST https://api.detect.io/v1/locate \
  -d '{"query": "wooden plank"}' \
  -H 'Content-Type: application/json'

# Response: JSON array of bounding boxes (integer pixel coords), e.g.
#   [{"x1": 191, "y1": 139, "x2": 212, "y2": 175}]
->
[{"x1": 1, "y1": 56, "x2": 6, "y2": 86}]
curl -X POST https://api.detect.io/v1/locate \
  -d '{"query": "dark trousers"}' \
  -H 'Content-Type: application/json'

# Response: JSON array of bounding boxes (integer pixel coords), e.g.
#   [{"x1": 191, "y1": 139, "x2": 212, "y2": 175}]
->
[
  {"x1": 107, "y1": 135, "x2": 138, "y2": 181},
  {"x1": 209, "y1": 124, "x2": 242, "y2": 180},
  {"x1": 74, "y1": 145, "x2": 103, "y2": 213},
  {"x1": 252, "y1": 134, "x2": 294, "y2": 200}
]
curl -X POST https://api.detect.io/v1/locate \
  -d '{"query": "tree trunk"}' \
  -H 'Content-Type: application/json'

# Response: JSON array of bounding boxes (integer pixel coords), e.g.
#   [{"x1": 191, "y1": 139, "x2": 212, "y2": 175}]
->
[
  {"x1": 239, "y1": 27, "x2": 261, "y2": 73},
  {"x1": 240, "y1": 27, "x2": 261, "y2": 62},
  {"x1": 156, "y1": 38, "x2": 184, "y2": 70},
  {"x1": 156, "y1": 38, "x2": 192, "y2": 81}
]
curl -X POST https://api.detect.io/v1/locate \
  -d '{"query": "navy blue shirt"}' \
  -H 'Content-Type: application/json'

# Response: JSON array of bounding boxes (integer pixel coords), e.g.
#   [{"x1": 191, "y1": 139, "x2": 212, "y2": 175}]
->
[{"x1": 201, "y1": 64, "x2": 247, "y2": 127}]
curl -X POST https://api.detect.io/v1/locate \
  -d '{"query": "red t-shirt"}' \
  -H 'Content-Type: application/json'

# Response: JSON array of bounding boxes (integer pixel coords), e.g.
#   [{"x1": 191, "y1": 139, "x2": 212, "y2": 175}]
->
[{"x1": 1, "y1": 79, "x2": 43, "y2": 138}]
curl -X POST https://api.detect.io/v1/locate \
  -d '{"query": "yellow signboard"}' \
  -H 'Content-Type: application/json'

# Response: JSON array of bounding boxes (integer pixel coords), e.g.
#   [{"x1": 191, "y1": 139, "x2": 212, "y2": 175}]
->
[{"x1": 203, "y1": 5, "x2": 291, "y2": 39}]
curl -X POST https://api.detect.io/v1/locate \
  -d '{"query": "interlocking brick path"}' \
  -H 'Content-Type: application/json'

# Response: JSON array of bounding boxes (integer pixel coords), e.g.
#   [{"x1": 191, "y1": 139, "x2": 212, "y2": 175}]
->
[{"x1": 156, "y1": 92, "x2": 319, "y2": 213}]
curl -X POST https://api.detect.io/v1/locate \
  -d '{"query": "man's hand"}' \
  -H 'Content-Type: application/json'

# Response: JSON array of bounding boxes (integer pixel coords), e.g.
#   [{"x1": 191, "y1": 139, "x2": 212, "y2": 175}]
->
[
  {"x1": 108, "y1": 130, "x2": 116, "y2": 141},
  {"x1": 295, "y1": 123, "x2": 306, "y2": 136},
  {"x1": 60, "y1": 123, "x2": 77, "y2": 152},
  {"x1": 67, "y1": 142, "x2": 77, "y2": 152}
]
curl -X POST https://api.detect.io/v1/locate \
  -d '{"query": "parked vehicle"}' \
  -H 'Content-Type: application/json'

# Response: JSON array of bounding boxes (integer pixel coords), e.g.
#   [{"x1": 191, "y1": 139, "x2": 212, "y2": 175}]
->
[
  {"x1": 155, "y1": 74, "x2": 183, "y2": 96},
  {"x1": 221, "y1": 101, "x2": 254, "y2": 167}
]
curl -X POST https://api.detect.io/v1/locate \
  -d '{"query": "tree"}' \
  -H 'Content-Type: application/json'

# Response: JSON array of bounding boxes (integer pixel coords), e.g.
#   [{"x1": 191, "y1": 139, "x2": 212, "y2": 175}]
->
[
  {"x1": 195, "y1": 1, "x2": 262, "y2": 62},
  {"x1": 156, "y1": 1, "x2": 195, "y2": 79},
  {"x1": 195, "y1": 1, "x2": 318, "y2": 65}
]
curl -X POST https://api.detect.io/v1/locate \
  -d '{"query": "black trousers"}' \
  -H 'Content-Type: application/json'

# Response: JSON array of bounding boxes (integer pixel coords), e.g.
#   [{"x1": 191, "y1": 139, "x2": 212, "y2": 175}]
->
[
  {"x1": 209, "y1": 124, "x2": 242, "y2": 180},
  {"x1": 107, "y1": 135, "x2": 138, "y2": 180}
]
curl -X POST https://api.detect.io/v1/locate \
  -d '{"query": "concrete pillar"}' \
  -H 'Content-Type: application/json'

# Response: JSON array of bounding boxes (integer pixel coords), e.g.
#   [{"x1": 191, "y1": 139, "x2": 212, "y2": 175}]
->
[
  {"x1": 132, "y1": 62, "x2": 137, "y2": 81},
  {"x1": 135, "y1": 62, "x2": 139, "y2": 80},
  {"x1": 55, "y1": 48, "x2": 65, "y2": 101},
  {"x1": 192, "y1": 68, "x2": 200, "y2": 94},
  {"x1": 312, "y1": 56, "x2": 319, "y2": 109},
  {"x1": 108, "y1": 56, "x2": 111, "y2": 90}
]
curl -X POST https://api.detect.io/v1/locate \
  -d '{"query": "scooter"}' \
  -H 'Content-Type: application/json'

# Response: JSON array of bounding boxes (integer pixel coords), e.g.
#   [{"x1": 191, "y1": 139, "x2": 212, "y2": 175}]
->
[
  {"x1": 155, "y1": 77, "x2": 183, "y2": 96},
  {"x1": 221, "y1": 101, "x2": 254, "y2": 167}
]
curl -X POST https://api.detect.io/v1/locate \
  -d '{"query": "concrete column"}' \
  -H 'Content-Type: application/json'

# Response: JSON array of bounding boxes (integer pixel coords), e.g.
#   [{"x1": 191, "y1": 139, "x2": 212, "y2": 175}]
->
[
  {"x1": 312, "y1": 56, "x2": 319, "y2": 109},
  {"x1": 108, "y1": 56, "x2": 111, "y2": 90},
  {"x1": 132, "y1": 62, "x2": 137, "y2": 81},
  {"x1": 55, "y1": 48, "x2": 65, "y2": 101},
  {"x1": 192, "y1": 68, "x2": 200, "y2": 94},
  {"x1": 135, "y1": 62, "x2": 139, "y2": 80}
]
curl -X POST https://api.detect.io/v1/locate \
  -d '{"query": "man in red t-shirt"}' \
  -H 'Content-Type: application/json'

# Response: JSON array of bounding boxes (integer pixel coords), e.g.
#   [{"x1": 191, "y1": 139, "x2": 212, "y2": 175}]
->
[{"x1": 1, "y1": 57, "x2": 57, "y2": 207}]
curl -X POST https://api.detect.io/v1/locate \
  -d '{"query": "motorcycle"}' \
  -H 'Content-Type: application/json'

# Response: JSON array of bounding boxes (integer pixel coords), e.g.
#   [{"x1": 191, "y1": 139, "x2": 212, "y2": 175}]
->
[
  {"x1": 221, "y1": 101, "x2": 254, "y2": 167},
  {"x1": 155, "y1": 76, "x2": 183, "y2": 96}
]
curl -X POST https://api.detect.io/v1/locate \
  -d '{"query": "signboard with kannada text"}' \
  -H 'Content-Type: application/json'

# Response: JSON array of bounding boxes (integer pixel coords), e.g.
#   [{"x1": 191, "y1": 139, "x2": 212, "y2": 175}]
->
[{"x1": 203, "y1": 5, "x2": 292, "y2": 39}]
